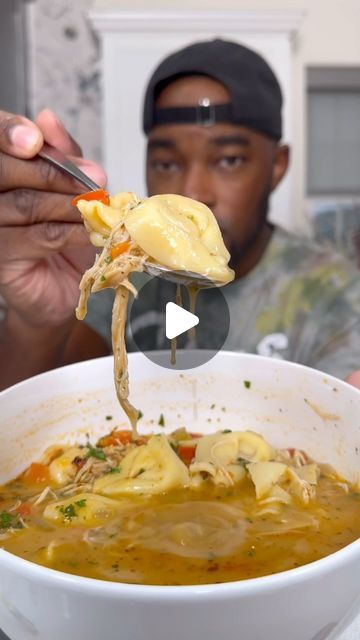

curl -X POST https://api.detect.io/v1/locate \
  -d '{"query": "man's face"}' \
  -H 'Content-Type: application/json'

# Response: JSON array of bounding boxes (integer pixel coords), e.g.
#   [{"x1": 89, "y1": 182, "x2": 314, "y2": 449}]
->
[{"x1": 146, "y1": 76, "x2": 289, "y2": 272}]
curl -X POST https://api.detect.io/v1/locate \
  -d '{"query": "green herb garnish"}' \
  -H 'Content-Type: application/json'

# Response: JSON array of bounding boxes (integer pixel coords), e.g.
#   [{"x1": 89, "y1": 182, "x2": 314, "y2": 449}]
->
[
  {"x1": 158, "y1": 413, "x2": 165, "y2": 427},
  {"x1": 75, "y1": 499, "x2": 87, "y2": 508},
  {"x1": 108, "y1": 467, "x2": 121, "y2": 474},
  {"x1": 0, "y1": 511, "x2": 22, "y2": 530},
  {"x1": 222, "y1": 429, "x2": 232, "y2": 433},
  {"x1": 59, "y1": 504, "x2": 77, "y2": 521},
  {"x1": 100, "y1": 275, "x2": 107, "y2": 282},
  {"x1": 244, "y1": 380, "x2": 251, "y2": 389},
  {"x1": 104, "y1": 256, "x2": 112, "y2": 264},
  {"x1": 105, "y1": 415, "x2": 113, "y2": 421},
  {"x1": 85, "y1": 447, "x2": 107, "y2": 461},
  {"x1": 135, "y1": 467, "x2": 146, "y2": 477},
  {"x1": 138, "y1": 410, "x2": 143, "y2": 419}
]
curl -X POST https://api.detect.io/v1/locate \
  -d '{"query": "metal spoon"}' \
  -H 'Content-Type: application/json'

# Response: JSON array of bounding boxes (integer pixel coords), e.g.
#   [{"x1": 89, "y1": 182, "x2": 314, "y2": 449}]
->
[{"x1": 39, "y1": 142, "x2": 221, "y2": 289}]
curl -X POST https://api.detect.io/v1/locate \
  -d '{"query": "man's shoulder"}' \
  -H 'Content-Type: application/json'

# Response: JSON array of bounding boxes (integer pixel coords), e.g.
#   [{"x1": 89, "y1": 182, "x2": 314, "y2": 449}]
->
[{"x1": 268, "y1": 226, "x2": 358, "y2": 281}]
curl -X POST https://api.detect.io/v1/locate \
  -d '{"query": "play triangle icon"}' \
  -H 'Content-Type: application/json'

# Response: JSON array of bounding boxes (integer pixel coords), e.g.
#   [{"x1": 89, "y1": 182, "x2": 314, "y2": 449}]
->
[{"x1": 165, "y1": 302, "x2": 199, "y2": 340}]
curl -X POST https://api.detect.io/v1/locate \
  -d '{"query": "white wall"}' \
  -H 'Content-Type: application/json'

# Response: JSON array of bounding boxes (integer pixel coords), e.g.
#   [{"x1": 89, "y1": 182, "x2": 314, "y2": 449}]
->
[{"x1": 26, "y1": 0, "x2": 101, "y2": 162}]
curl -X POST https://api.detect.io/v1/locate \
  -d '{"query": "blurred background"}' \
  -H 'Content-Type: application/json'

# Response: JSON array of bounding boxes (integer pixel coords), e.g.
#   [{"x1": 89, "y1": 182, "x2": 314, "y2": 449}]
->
[{"x1": 1, "y1": 0, "x2": 360, "y2": 267}]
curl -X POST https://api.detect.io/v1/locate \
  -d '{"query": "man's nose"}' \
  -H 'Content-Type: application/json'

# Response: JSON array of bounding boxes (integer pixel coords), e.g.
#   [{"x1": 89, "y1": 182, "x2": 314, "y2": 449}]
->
[{"x1": 181, "y1": 164, "x2": 215, "y2": 209}]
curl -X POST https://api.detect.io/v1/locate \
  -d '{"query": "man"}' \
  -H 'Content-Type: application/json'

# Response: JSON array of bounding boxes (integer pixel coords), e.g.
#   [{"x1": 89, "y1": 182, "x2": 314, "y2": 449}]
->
[{"x1": 0, "y1": 39, "x2": 360, "y2": 389}]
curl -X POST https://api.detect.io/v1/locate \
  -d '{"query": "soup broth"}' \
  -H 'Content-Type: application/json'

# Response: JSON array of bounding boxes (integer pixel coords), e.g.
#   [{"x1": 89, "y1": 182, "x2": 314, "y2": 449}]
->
[{"x1": 0, "y1": 428, "x2": 359, "y2": 585}]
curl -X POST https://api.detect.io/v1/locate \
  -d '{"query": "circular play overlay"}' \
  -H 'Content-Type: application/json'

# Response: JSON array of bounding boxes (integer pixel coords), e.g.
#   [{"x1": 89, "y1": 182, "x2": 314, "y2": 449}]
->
[{"x1": 128, "y1": 275, "x2": 230, "y2": 370}]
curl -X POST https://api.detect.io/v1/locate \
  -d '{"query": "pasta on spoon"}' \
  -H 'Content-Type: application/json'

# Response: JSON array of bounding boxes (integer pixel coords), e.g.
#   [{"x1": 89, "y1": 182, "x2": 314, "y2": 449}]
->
[{"x1": 73, "y1": 190, "x2": 234, "y2": 435}]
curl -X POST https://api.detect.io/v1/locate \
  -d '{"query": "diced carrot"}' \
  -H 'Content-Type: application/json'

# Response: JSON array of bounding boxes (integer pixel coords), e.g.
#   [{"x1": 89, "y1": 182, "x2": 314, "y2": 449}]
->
[
  {"x1": 110, "y1": 242, "x2": 131, "y2": 261},
  {"x1": 71, "y1": 188, "x2": 110, "y2": 206},
  {"x1": 15, "y1": 502, "x2": 32, "y2": 517},
  {"x1": 178, "y1": 444, "x2": 196, "y2": 465},
  {"x1": 22, "y1": 462, "x2": 50, "y2": 485},
  {"x1": 97, "y1": 430, "x2": 147, "y2": 448}
]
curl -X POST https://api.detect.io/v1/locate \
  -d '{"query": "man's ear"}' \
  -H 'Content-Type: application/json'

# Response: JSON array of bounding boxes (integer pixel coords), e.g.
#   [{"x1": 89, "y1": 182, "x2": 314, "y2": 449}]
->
[{"x1": 271, "y1": 144, "x2": 290, "y2": 191}]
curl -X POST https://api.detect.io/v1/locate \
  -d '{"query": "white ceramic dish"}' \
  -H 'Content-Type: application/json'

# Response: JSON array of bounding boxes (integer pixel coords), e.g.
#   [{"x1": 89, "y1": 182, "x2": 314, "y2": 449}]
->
[{"x1": 0, "y1": 351, "x2": 359, "y2": 640}]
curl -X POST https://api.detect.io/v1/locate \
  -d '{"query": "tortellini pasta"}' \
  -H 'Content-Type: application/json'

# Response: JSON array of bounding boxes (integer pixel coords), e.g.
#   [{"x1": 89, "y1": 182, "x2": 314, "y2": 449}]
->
[
  {"x1": 123, "y1": 194, "x2": 234, "y2": 283},
  {"x1": 94, "y1": 435, "x2": 190, "y2": 496},
  {"x1": 75, "y1": 192, "x2": 234, "y2": 284},
  {"x1": 189, "y1": 430, "x2": 274, "y2": 487},
  {"x1": 78, "y1": 192, "x2": 138, "y2": 246},
  {"x1": 247, "y1": 462, "x2": 288, "y2": 499},
  {"x1": 48, "y1": 447, "x2": 84, "y2": 486},
  {"x1": 247, "y1": 461, "x2": 319, "y2": 504},
  {"x1": 43, "y1": 493, "x2": 120, "y2": 526}
]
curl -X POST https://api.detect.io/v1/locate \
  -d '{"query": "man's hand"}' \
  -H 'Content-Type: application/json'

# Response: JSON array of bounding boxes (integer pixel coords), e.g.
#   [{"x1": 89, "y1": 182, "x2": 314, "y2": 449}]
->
[
  {"x1": 0, "y1": 108, "x2": 106, "y2": 326},
  {"x1": 0, "y1": 109, "x2": 109, "y2": 390},
  {"x1": 346, "y1": 371, "x2": 360, "y2": 389}
]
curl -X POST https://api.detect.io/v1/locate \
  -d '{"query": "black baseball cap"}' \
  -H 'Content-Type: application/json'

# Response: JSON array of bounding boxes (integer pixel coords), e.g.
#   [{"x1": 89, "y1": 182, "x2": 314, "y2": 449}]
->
[{"x1": 143, "y1": 38, "x2": 283, "y2": 141}]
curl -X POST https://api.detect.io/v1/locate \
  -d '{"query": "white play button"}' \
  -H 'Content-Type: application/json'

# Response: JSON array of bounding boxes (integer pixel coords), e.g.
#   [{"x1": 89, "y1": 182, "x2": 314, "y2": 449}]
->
[{"x1": 165, "y1": 302, "x2": 199, "y2": 340}]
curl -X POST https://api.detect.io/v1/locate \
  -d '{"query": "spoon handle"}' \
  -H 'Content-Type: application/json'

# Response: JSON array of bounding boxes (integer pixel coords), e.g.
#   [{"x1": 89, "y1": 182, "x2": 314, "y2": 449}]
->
[{"x1": 38, "y1": 142, "x2": 100, "y2": 192}]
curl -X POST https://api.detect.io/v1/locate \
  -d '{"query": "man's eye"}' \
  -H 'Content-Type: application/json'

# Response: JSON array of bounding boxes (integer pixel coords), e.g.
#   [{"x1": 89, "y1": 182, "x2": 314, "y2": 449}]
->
[
  {"x1": 216, "y1": 156, "x2": 245, "y2": 169},
  {"x1": 149, "y1": 159, "x2": 180, "y2": 173}
]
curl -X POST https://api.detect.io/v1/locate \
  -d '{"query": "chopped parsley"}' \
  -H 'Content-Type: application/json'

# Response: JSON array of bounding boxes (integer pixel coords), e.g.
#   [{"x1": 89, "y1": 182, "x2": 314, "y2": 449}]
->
[
  {"x1": 104, "y1": 256, "x2": 112, "y2": 264},
  {"x1": 138, "y1": 410, "x2": 143, "y2": 419},
  {"x1": 85, "y1": 447, "x2": 107, "y2": 461},
  {"x1": 100, "y1": 275, "x2": 107, "y2": 282},
  {"x1": 158, "y1": 413, "x2": 165, "y2": 427},
  {"x1": 105, "y1": 415, "x2": 113, "y2": 421},
  {"x1": 75, "y1": 499, "x2": 87, "y2": 508},
  {"x1": 59, "y1": 504, "x2": 77, "y2": 521},
  {"x1": 58, "y1": 500, "x2": 87, "y2": 521},
  {"x1": 244, "y1": 380, "x2": 252, "y2": 389},
  {"x1": 107, "y1": 467, "x2": 121, "y2": 474},
  {"x1": 222, "y1": 429, "x2": 232, "y2": 433},
  {"x1": 0, "y1": 511, "x2": 22, "y2": 530}
]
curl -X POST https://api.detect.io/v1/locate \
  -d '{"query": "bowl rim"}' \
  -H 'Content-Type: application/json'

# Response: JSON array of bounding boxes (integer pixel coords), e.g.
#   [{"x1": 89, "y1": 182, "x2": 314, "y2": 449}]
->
[
  {"x1": 1, "y1": 350, "x2": 360, "y2": 398},
  {"x1": 0, "y1": 350, "x2": 359, "y2": 597}
]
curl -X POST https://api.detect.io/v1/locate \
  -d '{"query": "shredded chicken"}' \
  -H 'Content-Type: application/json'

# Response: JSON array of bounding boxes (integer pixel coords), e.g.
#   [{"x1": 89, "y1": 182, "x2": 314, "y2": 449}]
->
[{"x1": 76, "y1": 222, "x2": 147, "y2": 437}]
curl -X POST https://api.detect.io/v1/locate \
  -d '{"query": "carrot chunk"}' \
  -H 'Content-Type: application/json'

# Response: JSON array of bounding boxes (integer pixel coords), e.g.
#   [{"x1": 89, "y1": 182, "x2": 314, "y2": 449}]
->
[
  {"x1": 72, "y1": 188, "x2": 110, "y2": 206},
  {"x1": 22, "y1": 463, "x2": 50, "y2": 485}
]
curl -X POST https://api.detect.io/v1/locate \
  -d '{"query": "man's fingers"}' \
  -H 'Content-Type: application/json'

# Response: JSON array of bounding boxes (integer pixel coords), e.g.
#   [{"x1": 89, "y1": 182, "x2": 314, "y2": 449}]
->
[
  {"x1": 68, "y1": 155, "x2": 108, "y2": 188},
  {"x1": 0, "y1": 223, "x2": 90, "y2": 261},
  {"x1": 346, "y1": 370, "x2": 360, "y2": 389},
  {"x1": 1, "y1": 189, "x2": 84, "y2": 226},
  {"x1": 0, "y1": 111, "x2": 43, "y2": 158},
  {"x1": 0, "y1": 152, "x2": 106, "y2": 193},
  {"x1": 36, "y1": 109, "x2": 83, "y2": 157}
]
